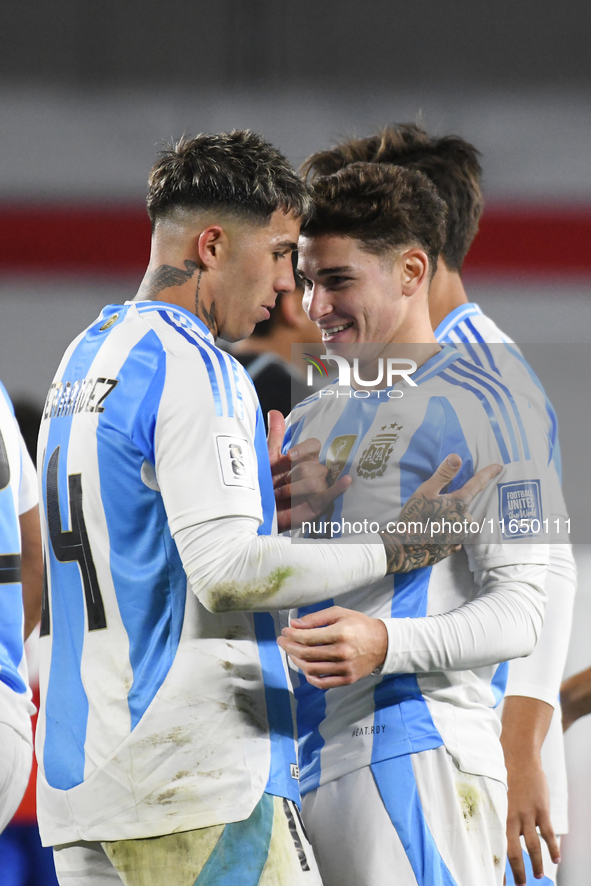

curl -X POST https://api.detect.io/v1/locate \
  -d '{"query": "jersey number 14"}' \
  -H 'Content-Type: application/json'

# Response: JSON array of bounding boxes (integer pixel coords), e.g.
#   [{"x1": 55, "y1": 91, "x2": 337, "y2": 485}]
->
[{"x1": 41, "y1": 445, "x2": 107, "y2": 636}]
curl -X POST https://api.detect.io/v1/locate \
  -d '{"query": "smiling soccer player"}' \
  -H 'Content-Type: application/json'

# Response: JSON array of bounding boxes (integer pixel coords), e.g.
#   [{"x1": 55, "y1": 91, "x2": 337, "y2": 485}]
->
[{"x1": 278, "y1": 161, "x2": 566, "y2": 886}]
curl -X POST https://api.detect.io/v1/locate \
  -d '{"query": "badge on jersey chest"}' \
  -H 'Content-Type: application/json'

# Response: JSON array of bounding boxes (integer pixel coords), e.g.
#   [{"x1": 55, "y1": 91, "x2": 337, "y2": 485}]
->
[
  {"x1": 356, "y1": 423, "x2": 403, "y2": 479},
  {"x1": 326, "y1": 435, "x2": 357, "y2": 482},
  {"x1": 216, "y1": 435, "x2": 254, "y2": 489}
]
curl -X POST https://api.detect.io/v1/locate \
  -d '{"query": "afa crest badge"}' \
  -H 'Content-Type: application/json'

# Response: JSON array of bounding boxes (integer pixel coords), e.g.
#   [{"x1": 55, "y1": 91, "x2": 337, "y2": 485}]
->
[{"x1": 356, "y1": 423, "x2": 403, "y2": 480}]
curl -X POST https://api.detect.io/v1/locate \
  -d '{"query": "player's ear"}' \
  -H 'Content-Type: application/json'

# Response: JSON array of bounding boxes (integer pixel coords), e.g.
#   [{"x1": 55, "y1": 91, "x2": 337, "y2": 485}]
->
[
  {"x1": 196, "y1": 225, "x2": 228, "y2": 269},
  {"x1": 399, "y1": 248, "x2": 429, "y2": 297}
]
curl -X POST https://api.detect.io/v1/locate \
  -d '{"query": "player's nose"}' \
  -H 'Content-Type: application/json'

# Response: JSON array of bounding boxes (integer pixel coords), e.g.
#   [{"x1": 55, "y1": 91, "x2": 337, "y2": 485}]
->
[
  {"x1": 274, "y1": 261, "x2": 296, "y2": 296},
  {"x1": 304, "y1": 283, "x2": 332, "y2": 322}
]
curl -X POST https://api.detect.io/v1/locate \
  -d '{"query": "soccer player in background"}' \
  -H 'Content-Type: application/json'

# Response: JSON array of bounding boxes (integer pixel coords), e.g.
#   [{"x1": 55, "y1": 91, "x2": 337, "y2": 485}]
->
[
  {"x1": 0, "y1": 382, "x2": 43, "y2": 832},
  {"x1": 35, "y1": 131, "x2": 491, "y2": 885},
  {"x1": 278, "y1": 161, "x2": 564, "y2": 886},
  {"x1": 301, "y1": 125, "x2": 576, "y2": 886}
]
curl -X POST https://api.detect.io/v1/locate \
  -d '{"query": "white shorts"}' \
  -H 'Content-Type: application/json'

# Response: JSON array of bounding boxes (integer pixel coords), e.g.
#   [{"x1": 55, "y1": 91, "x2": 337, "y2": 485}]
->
[
  {"x1": 302, "y1": 746, "x2": 508, "y2": 886},
  {"x1": 53, "y1": 793, "x2": 322, "y2": 886},
  {"x1": 0, "y1": 721, "x2": 32, "y2": 834}
]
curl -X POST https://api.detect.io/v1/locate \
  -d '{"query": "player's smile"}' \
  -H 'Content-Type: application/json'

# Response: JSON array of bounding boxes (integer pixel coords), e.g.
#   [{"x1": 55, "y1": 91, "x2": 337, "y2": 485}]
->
[
  {"x1": 298, "y1": 233, "x2": 408, "y2": 346},
  {"x1": 319, "y1": 319, "x2": 355, "y2": 342}
]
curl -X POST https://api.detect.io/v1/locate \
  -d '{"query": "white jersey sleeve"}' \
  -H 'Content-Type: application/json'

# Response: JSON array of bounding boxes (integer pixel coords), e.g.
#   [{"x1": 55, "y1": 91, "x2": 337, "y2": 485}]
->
[
  {"x1": 503, "y1": 544, "x2": 576, "y2": 707},
  {"x1": 176, "y1": 516, "x2": 386, "y2": 612},
  {"x1": 18, "y1": 432, "x2": 38, "y2": 515},
  {"x1": 379, "y1": 545, "x2": 548, "y2": 674}
]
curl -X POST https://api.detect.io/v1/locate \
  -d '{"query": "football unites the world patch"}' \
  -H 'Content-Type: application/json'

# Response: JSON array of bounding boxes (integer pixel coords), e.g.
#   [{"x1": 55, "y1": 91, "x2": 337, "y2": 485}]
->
[{"x1": 498, "y1": 479, "x2": 543, "y2": 538}]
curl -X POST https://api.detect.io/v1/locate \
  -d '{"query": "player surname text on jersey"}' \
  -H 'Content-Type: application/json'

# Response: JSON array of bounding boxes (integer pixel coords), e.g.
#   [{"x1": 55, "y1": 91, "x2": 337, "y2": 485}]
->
[{"x1": 43, "y1": 377, "x2": 118, "y2": 420}]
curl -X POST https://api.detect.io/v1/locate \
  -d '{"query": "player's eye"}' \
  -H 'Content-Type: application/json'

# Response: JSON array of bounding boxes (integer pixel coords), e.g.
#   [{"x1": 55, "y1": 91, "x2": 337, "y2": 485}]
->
[{"x1": 327, "y1": 275, "x2": 351, "y2": 289}]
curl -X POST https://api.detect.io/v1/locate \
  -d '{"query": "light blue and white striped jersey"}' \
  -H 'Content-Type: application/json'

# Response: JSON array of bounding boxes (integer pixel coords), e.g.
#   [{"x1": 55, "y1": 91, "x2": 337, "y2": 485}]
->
[
  {"x1": 436, "y1": 302, "x2": 573, "y2": 835},
  {"x1": 435, "y1": 303, "x2": 561, "y2": 481},
  {"x1": 0, "y1": 381, "x2": 36, "y2": 742},
  {"x1": 36, "y1": 301, "x2": 299, "y2": 847},
  {"x1": 284, "y1": 345, "x2": 564, "y2": 795}
]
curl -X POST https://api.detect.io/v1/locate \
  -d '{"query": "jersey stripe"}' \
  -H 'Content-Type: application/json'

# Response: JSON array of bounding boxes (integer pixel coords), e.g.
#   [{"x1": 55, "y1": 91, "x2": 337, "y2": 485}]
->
[
  {"x1": 412, "y1": 346, "x2": 462, "y2": 386},
  {"x1": 157, "y1": 311, "x2": 225, "y2": 417},
  {"x1": 42, "y1": 320, "x2": 115, "y2": 790},
  {"x1": 373, "y1": 569, "x2": 443, "y2": 759},
  {"x1": 434, "y1": 304, "x2": 484, "y2": 342},
  {"x1": 399, "y1": 397, "x2": 474, "y2": 505},
  {"x1": 317, "y1": 394, "x2": 385, "y2": 536},
  {"x1": 447, "y1": 362, "x2": 520, "y2": 461},
  {"x1": 371, "y1": 756, "x2": 459, "y2": 886},
  {"x1": 439, "y1": 370, "x2": 511, "y2": 464},
  {"x1": 198, "y1": 336, "x2": 236, "y2": 419},
  {"x1": 195, "y1": 792, "x2": 274, "y2": 885},
  {"x1": 96, "y1": 334, "x2": 185, "y2": 731},
  {"x1": 227, "y1": 352, "x2": 245, "y2": 422},
  {"x1": 456, "y1": 359, "x2": 531, "y2": 461},
  {"x1": 253, "y1": 403, "x2": 299, "y2": 803}
]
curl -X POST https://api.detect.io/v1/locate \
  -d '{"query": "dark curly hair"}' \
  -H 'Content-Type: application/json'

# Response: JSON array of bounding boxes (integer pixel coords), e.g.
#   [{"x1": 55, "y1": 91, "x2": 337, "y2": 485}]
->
[
  {"x1": 301, "y1": 124, "x2": 483, "y2": 273},
  {"x1": 147, "y1": 130, "x2": 310, "y2": 229},
  {"x1": 301, "y1": 162, "x2": 447, "y2": 279}
]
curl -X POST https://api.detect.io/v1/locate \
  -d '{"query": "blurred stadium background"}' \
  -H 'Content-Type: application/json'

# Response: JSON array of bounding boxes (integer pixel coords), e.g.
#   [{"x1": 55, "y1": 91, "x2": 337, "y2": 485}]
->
[{"x1": 0, "y1": 3, "x2": 590, "y2": 883}]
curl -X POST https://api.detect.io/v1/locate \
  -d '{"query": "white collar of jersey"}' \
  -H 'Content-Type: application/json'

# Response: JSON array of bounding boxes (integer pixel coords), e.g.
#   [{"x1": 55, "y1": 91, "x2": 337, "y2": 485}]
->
[
  {"x1": 128, "y1": 300, "x2": 214, "y2": 342},
  {"x1": 434, "y1": 303, "x2": 483, "y2": 343}
]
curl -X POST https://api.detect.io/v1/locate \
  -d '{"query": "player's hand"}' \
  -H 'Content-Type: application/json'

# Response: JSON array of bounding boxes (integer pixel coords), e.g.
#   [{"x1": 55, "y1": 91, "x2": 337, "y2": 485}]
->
[
  {"x1": 504, "y1": 759, "x2": 558, "y2": 885},
  {"x1": 501, "y1": 696, "x2": 560, "y2": 885},
  {"x1": 278, "y1": 607, "x2": 388, "y2": 689},
  {"x1": 380, "y1": 454, "x2": 502, "y2": 573},
  {"x1": 267, "y1": 410, "x2": 352, "y2": 533}
]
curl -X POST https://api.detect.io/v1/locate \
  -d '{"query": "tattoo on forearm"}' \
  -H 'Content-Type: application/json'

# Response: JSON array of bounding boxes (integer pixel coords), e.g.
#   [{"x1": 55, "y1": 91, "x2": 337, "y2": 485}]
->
[
  {"x1": 139, "y1": 259, "x2": 197, "y2": 300},
  {"x1": 380, "y1": 492, "x2": 470, "y2": 574}
]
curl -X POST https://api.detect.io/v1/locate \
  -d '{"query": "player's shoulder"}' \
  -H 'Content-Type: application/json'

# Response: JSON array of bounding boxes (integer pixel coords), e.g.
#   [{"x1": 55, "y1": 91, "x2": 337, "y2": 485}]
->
[
  {"x1": 435, "y1": 303, "x2": 514, "y2": 345},
  {"x1": 291, "y1": 385, "x2": 330, "y2": 414}
]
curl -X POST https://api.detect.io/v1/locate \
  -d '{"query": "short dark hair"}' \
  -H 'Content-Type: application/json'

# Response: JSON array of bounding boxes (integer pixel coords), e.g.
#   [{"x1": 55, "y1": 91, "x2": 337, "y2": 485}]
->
[
  {"x1": 147, "y1": 130, "x2": 310, "y2": 228},
  {"x1": 301, "y1": 162, "x2": 447, "y2": 278},
  {"x1": 301, "y1": 124, "x2": 483, "y2": 273}
]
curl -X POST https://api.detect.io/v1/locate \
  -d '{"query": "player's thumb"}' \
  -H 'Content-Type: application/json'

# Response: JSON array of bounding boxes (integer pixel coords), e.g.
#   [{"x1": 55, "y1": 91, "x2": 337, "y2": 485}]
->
[
  {"x1": 266, "y1": 410, "x2": 286, "y2": 458},
  {"x1": 423, "y1": 453, "x2": 462, "y2": 495}
]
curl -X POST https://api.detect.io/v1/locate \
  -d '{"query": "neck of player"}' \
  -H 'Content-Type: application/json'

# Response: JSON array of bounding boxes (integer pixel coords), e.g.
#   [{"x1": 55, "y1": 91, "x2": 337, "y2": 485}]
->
[
  {"x1": 134, "y1": 247, "x2": 218, "y2": 337},
  {"x1": 427, "y1": 259, "x2": 469, "y2": 331}
]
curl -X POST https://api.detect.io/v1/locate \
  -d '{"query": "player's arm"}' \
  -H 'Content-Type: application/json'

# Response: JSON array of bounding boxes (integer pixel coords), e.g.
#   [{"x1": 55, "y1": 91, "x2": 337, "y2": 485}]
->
[
  {"x1": 17, "y1": 429, "x2": 43, "y2": 639},
  {"x1": 501, "y1": 544, "x2": 575, "y2": 884},
  {"x1": 19, "y1": 505, "x2": 43, "y2": 639},
  {"x1": 501, "y1": 697, "x2": 559, "y2": 885},
  {"x1": 561, "y1": 666, "x2": 591, "y2": 730},
  {"x1": 176, "y1": 456, "x2": 500, "y2": 612},
  {"x1": 278, "y1": 545, "x2": 548, "y2": 685}
]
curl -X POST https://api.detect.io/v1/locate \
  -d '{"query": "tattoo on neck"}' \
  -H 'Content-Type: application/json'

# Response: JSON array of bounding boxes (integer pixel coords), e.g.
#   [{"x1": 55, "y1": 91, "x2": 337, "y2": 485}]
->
[
  {"x1": 200, "y1": 299, "x2": 217, "y2": 337},
  {"x1": 139, "y1": 259, "x2": 197, "y2": 301},
  {"x1": 194, "y1": 268, "x2": 203, "y2": 316}
]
